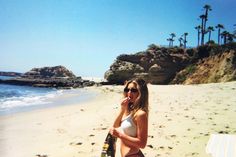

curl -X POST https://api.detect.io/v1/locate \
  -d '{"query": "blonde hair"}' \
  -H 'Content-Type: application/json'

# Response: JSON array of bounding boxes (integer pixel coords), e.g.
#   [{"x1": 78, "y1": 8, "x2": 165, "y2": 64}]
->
[{"x1": 123, "y1": 78, "x2": 149, "y2": 116}]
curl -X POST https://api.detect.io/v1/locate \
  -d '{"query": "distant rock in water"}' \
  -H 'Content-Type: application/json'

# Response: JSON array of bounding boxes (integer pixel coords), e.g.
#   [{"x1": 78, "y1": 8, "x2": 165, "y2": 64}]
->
[
  {"x1": 0, "y1": 66, "x2": 95, "y2": 88},
  {"x1": 104, "y1": 46, "x2": 190, "y2": 84},
  {"x1": 0, "y1": 71, "x2": 22, "y2": 77},
  {"x1": 22, "y1": 65, "x2": 76, "y2": 78}
]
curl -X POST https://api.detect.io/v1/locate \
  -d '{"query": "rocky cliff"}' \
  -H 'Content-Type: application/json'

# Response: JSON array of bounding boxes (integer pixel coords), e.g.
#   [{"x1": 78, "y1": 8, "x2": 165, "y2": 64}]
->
[
  {"x1": 105, "y1": 43, "x2": 236, "y2": 84},
  {"x1": 104, "y1": 45, "x2": 191, "y2": 84}
]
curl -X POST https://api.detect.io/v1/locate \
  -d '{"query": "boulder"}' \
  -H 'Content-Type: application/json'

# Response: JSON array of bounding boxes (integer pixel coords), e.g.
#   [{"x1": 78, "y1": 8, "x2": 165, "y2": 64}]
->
[
  {"x1": 104, "y1": 47, "x2": 191, "y2": 84},
  {"x1": 104, "y1": 60, "x2": 145, "y2": 84}
]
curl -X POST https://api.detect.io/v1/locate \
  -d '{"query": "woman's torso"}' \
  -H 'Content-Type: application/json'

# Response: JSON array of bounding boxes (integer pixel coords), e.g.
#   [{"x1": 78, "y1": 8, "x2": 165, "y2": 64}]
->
[
  {"x1": 120, "y1": 114, "x2": 140, "y2": 156},
  {"x1": 120, "y1": 114, "x2": 137, "y2": 137}
]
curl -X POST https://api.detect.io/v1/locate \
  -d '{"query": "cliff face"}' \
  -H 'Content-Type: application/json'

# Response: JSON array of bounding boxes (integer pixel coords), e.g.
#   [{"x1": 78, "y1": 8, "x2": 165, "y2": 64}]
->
[
  {"x1": 104, "y1": 47, "x2": 190, "y2": 84},
  {"x1": 172, "y1": 50, "x2": 236, "y2": 84},
  {"x1": 105, "y1": 43, "x2": 236, "y2": 84}
]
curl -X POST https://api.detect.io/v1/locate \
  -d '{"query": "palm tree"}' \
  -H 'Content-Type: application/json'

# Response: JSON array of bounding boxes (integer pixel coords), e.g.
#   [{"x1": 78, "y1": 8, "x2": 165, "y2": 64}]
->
[
  {"x1": 215, "y1": 24, "x2": 224, "y2": 45},
  {"x1": 221, "y1": 31, "x2": 229, "y2": 44},
  {"x1": 207, "y1": 26, "x2": 214, "y2": 42},
  {"x1": 183, "y1": 33, "x2": 188, "y2": 48},
  {"x1": 170, "y1": 38, "x2": 174, "y2": 47},
  {"x1": 167, "y1": 38, "x2": 172, "y2": 47},
  {"x1": 203, "y1": 5, "x2": 212, "y2": 33},
  {"x1": 227, "y1": 33, "x2": 235, "y2": 43},
  {"x1": 203, "y1": 4, "x2": 212, "y2": 23},
  {"x1": 199, "y1": 4, "x2": 212, "y2": 45},
  {"x1": 199, "y1": 14, "x2": 206, "y2": 45},
  {"x1": 169, "y1": 33, "x2": 176, "y2": 47},
  {"x1": 195, "y1": 25, "x2": 201, "y2": 47},
  {"x1": 178, "y1": 37, "x2": 183, "y2": 47}
]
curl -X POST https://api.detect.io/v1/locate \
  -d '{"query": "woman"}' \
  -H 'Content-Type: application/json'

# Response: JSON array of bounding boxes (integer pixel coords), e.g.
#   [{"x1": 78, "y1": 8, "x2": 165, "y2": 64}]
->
[{"x1": 110, "y1": 78, "x2": 149, "y2": 157}]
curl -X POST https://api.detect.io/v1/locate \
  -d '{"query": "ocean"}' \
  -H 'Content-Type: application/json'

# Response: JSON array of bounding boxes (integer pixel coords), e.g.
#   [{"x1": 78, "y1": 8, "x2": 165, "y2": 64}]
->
[{"x1": 0, "y1": 76, "x2": 96, "y2": 116}]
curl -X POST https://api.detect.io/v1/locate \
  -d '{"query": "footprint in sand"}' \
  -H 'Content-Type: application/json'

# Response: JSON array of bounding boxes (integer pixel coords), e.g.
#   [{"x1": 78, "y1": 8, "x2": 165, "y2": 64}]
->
[
  {"x1": 185, "y1": 152, "x2": 199, "y2": 156},
  {"x1": 184, "y1": 108, "x2": 189, "y2": 111},
  {"x1": 158, "y1": 146, "x2": 165, "y2": 150},
  {"x1": 36, "y1": 154, "x2": 48, "y2": 157},
  {"x1": 148, "y1": 135, "x2": 154, "y2": 138},
  {"x1": 93, "y1": 127, "x2": 108, "y2": 131},
  {"x1": 57, "y1": 128, "x2": 66, "y2": 134},
  {"x1": 158, "y1": 125, "x2": 165, "y2": 128},
  {"x1": 218, "y1": 131, "x2": 229, "y2": 134},
  {"x1": 168, "y1": 146, "x2": 173, "y2": 150},
  {"x1": 170, "y1": 134, "x2": 177, "y2": 138},
  {"x1": 147, "y1": 144, "x2": 154, "y2": 149},
  {"x1": 70, "y1": 142, "x2": 83, "y2": 146}
]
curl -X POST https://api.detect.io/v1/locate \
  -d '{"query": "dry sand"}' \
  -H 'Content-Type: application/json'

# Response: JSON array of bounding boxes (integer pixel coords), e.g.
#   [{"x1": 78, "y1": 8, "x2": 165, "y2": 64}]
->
[{"x1": 0, "y1": 82, "x2": 236, "y2": 157}]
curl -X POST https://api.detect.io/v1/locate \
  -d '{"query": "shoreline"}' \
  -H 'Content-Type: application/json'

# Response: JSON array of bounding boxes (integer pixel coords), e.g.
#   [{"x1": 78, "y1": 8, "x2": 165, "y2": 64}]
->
[
  {"x1": 0, "y1": 82, "x2": 236, "y2": 157},
  {"x1": 0, "y1": 87, "x2": 97, "y2": 116}
]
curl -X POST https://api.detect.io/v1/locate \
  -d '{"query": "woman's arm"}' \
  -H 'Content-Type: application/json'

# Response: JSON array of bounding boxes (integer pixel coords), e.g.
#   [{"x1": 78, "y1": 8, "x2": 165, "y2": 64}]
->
[
  {"x1": 112, "y1": 110, "x2": 124, "y2": 127},
  {"x1": 112, "y1": 97, "x2": 130, "y2": 127}
]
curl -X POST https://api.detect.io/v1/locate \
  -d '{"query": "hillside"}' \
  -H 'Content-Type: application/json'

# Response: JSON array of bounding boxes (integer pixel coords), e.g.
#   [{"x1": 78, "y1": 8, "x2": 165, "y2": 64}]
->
[
  {"x1": 172, "y1": 50, "x2": 236, "y2": 84},
  {"x1": 172, "y1": 43, "x2": 236, "y2": 84},
  {"x1": 105, "y1": 43, "x2": 236, "y2": 84}
]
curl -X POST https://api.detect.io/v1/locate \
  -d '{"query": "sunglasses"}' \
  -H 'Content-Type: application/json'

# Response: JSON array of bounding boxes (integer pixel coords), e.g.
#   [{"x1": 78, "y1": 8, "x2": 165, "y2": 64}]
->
[{"x1": 124, "y1": 88, "x2": 138, "y2": 93}]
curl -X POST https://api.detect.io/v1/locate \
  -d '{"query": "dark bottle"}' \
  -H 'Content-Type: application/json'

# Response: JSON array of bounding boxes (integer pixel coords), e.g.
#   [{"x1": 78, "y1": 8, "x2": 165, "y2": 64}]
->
[{"x1": 101, "y1": 133, "x2": 117, "y2": 157}]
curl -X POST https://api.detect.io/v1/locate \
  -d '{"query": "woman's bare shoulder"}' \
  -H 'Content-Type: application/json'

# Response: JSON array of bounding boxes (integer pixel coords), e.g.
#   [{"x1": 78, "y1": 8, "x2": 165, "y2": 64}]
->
[{"x1": 134, "y1": 110, "x2": 147, "y2": 119}]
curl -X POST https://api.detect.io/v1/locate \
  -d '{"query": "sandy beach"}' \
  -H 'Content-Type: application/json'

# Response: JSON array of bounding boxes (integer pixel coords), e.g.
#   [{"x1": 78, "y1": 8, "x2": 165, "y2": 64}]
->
[{"x1": 0, "y1": 82, "x2": 236, "y2": 157}]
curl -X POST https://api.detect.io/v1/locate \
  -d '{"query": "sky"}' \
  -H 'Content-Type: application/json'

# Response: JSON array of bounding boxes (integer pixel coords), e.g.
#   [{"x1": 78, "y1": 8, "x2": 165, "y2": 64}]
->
[{"x1": 0, "y1": 0, "x2": 236, "y2": 78}]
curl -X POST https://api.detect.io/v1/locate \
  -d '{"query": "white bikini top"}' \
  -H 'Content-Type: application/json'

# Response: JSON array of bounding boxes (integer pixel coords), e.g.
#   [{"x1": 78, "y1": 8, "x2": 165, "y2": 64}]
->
[{"x1": 120, "y1": 114, "x2": 137, "y2": 137}]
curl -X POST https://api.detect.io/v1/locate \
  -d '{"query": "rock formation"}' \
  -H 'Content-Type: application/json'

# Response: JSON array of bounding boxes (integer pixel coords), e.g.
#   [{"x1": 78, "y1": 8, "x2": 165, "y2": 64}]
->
[
  {"x1": 0, "y1": 66, "x2": 95, "y2": 88},
  {"x1": 104, "y1": 46, "x2": 190, "y2": 84},
  {"x1": 105, "y1": 43, "x2": 236, "y2": 85},
  {"x1": 22, "y1": 65, "x2": 76, "y2": 78},
  {"x1": 0, "y1": 72, "x2": 22, "y2": 77}
]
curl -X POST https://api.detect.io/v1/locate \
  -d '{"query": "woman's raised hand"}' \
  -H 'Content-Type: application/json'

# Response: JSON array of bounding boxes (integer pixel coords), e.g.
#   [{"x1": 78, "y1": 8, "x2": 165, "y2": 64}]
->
[{"x1": 120, "y1": 97, "x2": 130, "y2": 112}]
